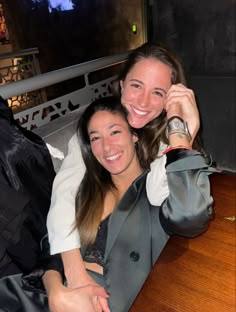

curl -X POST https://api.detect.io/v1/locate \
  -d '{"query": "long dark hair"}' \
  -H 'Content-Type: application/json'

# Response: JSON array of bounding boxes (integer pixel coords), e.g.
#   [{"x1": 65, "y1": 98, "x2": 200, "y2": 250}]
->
[
  {"x1": 113, "y1": 42, "x2": 203, "y2": 167},
  {"x1": 75, "y1": 96, "x2": 139, "y2": 246}
]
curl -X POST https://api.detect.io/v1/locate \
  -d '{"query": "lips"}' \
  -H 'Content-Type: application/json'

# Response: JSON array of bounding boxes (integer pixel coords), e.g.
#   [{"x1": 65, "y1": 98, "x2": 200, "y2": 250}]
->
[
  {"x1": 105, "y1": 153, "x2": 122, "y2": 161},
  {"x1": 131, "y1": 106, "x2": 149, "y2": 117}
]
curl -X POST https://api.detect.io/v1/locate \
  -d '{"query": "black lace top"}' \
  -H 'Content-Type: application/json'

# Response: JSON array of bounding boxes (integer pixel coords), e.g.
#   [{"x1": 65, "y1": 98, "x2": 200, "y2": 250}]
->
[{"x1": 83, "y1": 214, "x2": 111, "y2": 267}]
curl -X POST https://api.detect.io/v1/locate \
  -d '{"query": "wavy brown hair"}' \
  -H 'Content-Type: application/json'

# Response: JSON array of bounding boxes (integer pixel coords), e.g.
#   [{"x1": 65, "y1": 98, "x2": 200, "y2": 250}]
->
[{"x1": 113, "y1": 42, "x2": 203, "y2": 167}]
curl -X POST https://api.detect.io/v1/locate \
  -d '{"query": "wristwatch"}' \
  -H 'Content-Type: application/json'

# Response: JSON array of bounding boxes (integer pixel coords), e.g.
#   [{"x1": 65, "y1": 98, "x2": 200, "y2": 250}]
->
[{"x1": 167, "y1": 116, "x2": 191, "y2": 141}]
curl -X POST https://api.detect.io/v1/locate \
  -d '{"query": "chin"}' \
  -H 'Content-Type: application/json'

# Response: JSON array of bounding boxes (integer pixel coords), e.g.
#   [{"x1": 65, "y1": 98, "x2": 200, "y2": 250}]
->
[{"x1": 129, "y1": 118, "x2": 149, "y2": 129}]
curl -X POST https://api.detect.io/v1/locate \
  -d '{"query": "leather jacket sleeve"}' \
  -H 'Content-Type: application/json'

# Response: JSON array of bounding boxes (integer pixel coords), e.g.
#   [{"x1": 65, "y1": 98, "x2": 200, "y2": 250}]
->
[{"x1": 159, "y1": 149, "x2": 214, "y2": 237}]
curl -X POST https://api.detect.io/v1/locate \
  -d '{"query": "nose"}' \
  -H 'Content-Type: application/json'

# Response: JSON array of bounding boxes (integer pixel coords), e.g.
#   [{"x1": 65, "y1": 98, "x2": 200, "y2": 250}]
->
[
  {"x1": 139, "y1": 91, "x2": 150, "y2": 108},
  {"x1": 102, "y1": 136, "x2": 111, "y2": 153}
]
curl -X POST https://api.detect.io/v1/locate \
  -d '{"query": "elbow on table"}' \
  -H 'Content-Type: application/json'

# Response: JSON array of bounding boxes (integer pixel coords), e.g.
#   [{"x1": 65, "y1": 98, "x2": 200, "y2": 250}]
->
[
  {"x1": 176, "y1": 201, "x2": 214, "y2": 238},
  {"x1": 160, "y1": 197, "x2": 214, "y2": 238}
]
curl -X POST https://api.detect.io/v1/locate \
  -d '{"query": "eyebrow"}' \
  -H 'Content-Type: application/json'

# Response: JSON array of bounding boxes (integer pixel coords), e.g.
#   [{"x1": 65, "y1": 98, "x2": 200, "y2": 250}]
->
[
  {"x1": 89, "y1": 123, "x2": 123, "y2": 135},
  {"x1": 129, "y1": 79, "x2": 167, "y2": 94}
]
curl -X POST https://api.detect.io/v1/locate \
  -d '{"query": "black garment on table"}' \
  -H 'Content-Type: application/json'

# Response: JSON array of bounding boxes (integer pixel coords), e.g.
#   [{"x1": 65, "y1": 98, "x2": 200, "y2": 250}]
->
[{"x1": 0, "y1": 97, "x2": 56, "y2": 277}]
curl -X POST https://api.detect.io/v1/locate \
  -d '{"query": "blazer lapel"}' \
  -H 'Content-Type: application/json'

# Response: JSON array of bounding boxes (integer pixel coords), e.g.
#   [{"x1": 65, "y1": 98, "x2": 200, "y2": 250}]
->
[{"x1": 104, "y1": 172, "x2": 147, "y2": 261}]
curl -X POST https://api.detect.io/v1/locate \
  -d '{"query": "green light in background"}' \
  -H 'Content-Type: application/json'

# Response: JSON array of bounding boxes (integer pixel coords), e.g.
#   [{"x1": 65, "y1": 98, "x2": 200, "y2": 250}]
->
[{"x1": 132, "y1": 24, "x2": 137, "y2": 34}]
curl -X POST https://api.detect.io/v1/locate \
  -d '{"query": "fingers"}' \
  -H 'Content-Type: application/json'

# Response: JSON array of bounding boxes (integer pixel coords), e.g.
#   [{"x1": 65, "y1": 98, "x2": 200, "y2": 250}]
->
[
  {"x1": 92, "y1": 295, "x2": 110, "y2": 312},
  {"x1": 87, "y1": 285, "x2": 110, "y2": 312},
  {"x1": 98, "y1": 296, "x2": 111, "y2": 312},
  {"x1": 87, "y1": 284, "x2": 110, "y2": 298},
  {"x1": 165, "y1": 83, "x2": 196, "y2": 113},
  {"x1": 167, "y1": 83, "x2": 194, "y2": 96},
  {"x1": 92, "y1": 296, "x2": 103, "y2": 312}
]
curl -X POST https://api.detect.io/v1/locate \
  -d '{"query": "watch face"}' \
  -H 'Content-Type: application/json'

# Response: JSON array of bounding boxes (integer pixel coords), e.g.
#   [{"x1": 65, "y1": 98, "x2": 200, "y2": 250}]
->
[{"x1": 171, "y1": 121, "x2": 185, "y2": 130}]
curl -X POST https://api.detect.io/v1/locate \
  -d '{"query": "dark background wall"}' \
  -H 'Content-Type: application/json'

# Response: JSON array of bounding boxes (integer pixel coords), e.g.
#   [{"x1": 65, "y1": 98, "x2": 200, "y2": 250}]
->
[
  {"x1": 1, "y1": 0, "x2": 235, "y2": 172},
  {"x1": 2, "y1": 0, "x2": 145, "y2": 73},
  {"x1": 1, "y1": 0, "x2": 145, "y2": 102},
  {"x1": 148, "y1": 0, "x2": 235, "y2": 173},
  {"x1": 148, "y1": 0, "x2": 234, "y2": 76}
]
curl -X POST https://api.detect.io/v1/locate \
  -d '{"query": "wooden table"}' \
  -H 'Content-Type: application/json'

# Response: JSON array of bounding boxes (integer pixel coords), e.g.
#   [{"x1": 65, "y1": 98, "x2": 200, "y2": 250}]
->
[{"x1": 130, "y1": 174, "x2": 235, "y2": 312}]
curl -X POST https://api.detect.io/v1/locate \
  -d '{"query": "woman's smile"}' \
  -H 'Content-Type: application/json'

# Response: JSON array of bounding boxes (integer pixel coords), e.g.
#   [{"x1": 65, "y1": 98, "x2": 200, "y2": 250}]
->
[
  {"x1": 121, "y1": 58, "x2": 171, "y2": 128},
  {"x1": 104, "y1": 152, "x2": 122, "y2": 162},
  {"x1": 130, "y1": 105, "x2": 150, "y2": 116},
  {"x1": 88, "y1": 111, "x2": 140, "y2": 177}
]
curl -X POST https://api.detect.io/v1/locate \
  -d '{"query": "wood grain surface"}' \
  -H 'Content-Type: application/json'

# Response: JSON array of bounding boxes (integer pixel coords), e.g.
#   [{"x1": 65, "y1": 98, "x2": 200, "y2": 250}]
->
[{"x1": 130, "y1": 173, "x2": 236, "y2": 312}]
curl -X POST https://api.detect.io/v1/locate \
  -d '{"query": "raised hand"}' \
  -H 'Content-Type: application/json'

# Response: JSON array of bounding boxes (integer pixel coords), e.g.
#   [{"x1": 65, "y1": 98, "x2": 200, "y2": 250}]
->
[{"x1": 164, "y1": 83, "x2": 200, "y2": 143}]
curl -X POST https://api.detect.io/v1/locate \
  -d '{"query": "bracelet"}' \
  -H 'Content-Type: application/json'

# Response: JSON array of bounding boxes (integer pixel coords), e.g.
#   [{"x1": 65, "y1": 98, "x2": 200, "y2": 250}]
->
[
  {"x1": 163, "y1": 145, "x2": 192, "y2": 154},
  {"x1": 168, "y1": 130, "x2": 190, "y2": 137},
  {"x1": 167, "y1": 115, "x2": 184, "y2": 125},
  {"x1": 166, "y1": 116, "x2": 192, "y2": 142}
]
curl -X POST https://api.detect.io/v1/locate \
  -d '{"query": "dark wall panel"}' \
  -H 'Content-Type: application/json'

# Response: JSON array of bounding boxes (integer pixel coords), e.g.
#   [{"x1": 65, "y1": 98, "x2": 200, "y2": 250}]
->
[
  {"x1": 149, "y1": 0, "x2": 235, "y2": 172},
  {"x1": 189, "y1": 77, "x2": 235, "y2": 173},
  {"x1": 149, "y1": 0, "x2": 235, "y2": 75}
]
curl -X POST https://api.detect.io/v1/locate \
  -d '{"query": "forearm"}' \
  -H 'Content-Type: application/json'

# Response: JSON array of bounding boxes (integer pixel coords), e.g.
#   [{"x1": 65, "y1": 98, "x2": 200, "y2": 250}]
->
[
  {"x1": 168, "y1": 131, "x2": 192, "y2": 149},
  {"x1": 43, "y1": 269, "x2": 64, "y2": 295},
  {"x1": 42, "y1": 270, "x2": 73, "y2": 312},
  {"x1": 61, "y1": 249, "x2": 96, "y2": 288}
]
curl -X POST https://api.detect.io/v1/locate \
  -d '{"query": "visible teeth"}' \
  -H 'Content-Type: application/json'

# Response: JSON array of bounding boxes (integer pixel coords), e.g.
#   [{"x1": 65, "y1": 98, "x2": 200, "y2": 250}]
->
[
  {"x1": 106, "y1": 154, "x2": 121, "y2": 161},
  {"x1": 132, "y1": 107, "x2": 148, "y2": 116}
]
